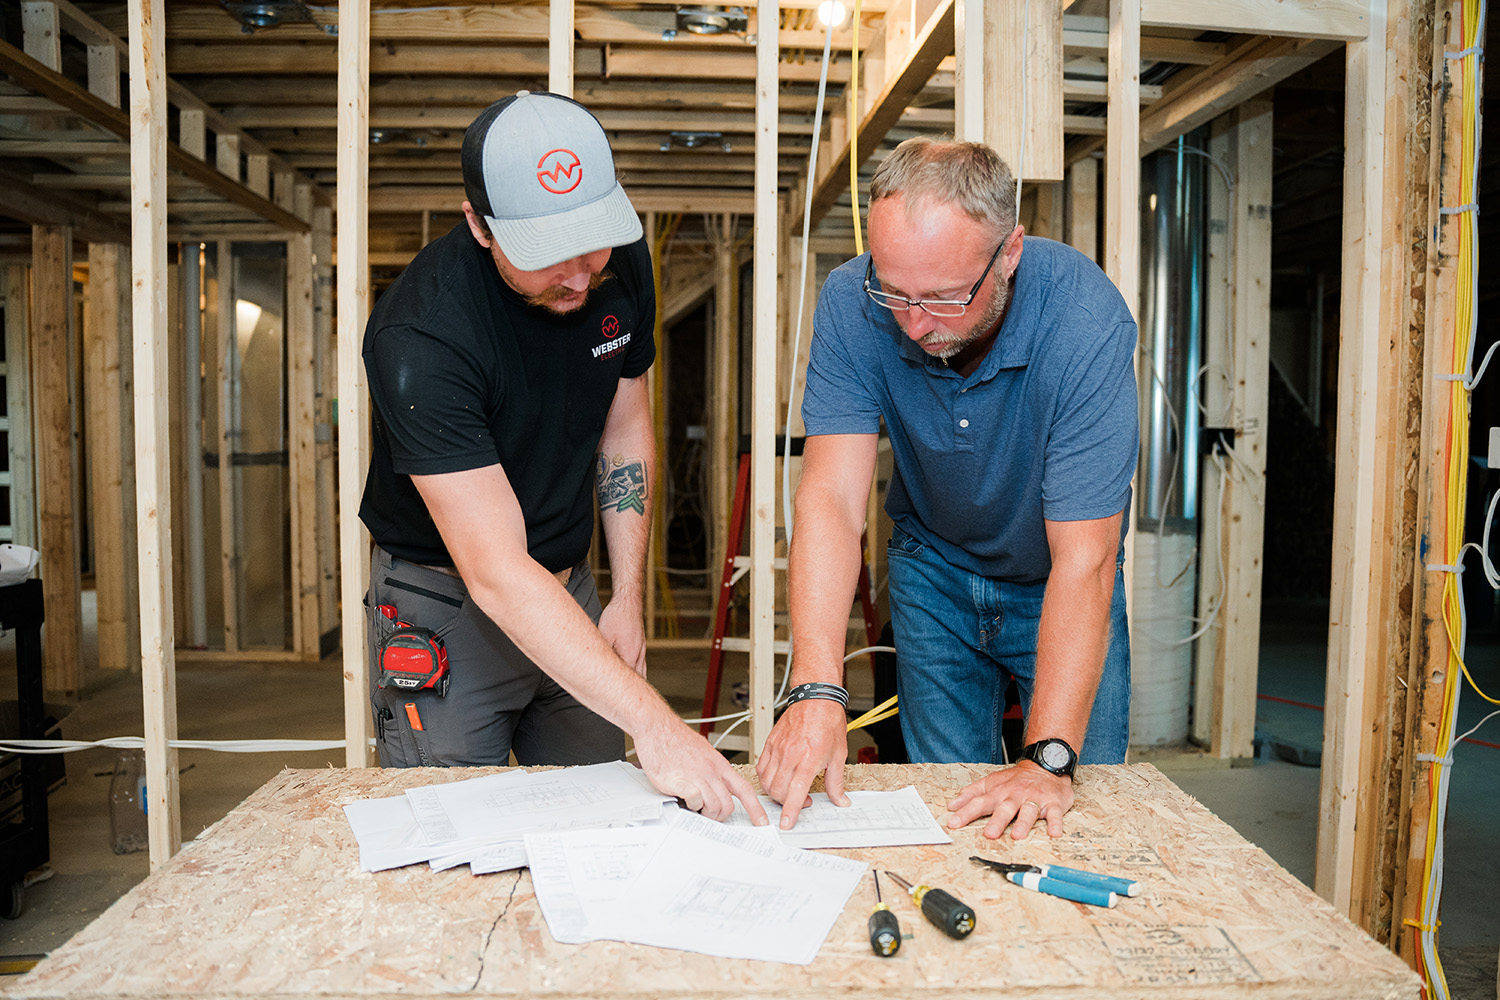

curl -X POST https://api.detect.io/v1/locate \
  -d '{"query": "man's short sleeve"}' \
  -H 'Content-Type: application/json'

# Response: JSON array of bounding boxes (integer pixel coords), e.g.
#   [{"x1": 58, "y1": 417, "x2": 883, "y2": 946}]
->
[
  {"x1": 366, "y1": 324, "x2": 499, "y2": 476},
  {"x1": 801, "y1": 275, "x2": 883, "y2": 436},
  {"x1": 1041, "y1": 319, "x2": 1138, "y2": 522},
  {"x1": 620, "y1": 239, "x2": 657, "y2": 380}
]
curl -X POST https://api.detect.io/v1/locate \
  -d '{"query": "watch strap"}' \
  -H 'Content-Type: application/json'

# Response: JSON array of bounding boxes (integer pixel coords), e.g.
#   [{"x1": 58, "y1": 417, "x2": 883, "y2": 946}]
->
[{"x1": 1019, "y1": 738, "x2": 1078, "y2": 778}]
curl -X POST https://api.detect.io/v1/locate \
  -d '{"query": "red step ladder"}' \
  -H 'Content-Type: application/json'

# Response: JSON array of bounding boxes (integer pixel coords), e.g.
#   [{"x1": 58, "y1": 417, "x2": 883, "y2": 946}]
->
[{"x1": 700, "y1": 452, "x2": 881, "y2": 735}]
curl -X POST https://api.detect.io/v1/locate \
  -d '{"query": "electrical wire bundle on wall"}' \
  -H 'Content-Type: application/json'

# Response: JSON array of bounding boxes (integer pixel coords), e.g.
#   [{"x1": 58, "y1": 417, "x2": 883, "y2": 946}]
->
[{"x1": 1412, "y1": 1, "x2": 1499, "y2": 996}]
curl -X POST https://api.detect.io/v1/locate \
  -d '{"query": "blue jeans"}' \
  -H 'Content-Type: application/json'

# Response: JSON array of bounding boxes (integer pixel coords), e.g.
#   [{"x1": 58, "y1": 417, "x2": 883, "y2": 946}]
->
[{"x1": 886, "y1": 524, "x2": 1131, "y2": 765}]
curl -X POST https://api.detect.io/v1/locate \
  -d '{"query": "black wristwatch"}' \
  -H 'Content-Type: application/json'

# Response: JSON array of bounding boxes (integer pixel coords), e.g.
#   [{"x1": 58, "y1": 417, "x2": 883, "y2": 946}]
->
[{"x1": 1019, "y1": 738, "x2": 1078, "y2": 779}]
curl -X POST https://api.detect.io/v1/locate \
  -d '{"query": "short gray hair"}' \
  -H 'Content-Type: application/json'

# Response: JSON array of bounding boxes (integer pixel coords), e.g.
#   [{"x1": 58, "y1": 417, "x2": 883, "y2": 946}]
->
[{"x1": 868, "y1": 137, "x2": 1017, "y2": 239}]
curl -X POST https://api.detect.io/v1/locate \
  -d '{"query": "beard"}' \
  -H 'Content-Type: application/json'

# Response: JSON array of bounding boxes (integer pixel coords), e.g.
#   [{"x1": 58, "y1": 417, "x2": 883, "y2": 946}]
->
[
  {"x1": 525, "y1": 268, "x2": 614, "y2": 313},
  {"x1": 918, "y1": 275, "x2": 1011, "y2": 360}
]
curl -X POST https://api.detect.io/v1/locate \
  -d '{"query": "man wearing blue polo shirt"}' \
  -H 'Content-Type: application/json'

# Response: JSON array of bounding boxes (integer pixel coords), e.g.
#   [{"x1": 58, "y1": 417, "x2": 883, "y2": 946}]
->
[{"x1": 758, "y1": 137, "x2": 1137, "y2": 840}]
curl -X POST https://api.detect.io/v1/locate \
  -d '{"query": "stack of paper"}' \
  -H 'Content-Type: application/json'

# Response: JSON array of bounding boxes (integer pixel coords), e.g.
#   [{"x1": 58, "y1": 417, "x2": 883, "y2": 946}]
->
[
  {"x1": 724, "y1": 785, "x2": 954, "y2": 849},
  {"x1": 342, "y1": 761, "x2": 674, "y2": 873},
  {"x1": 344, "y1": 774, "x2": 954, "y2": 964},
  {"x1": 526, "y1": 809, "x2": 867, "y2": 965}
]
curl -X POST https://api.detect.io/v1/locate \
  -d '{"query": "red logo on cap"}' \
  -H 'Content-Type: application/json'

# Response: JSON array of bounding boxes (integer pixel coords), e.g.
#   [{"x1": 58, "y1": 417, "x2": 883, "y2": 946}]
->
[
  {"x1": 602, "y1": 315, "x2": 620, "y2": 338},
  {"x1": 537, "y1": 149, "x2": 583, "y2": 194}
]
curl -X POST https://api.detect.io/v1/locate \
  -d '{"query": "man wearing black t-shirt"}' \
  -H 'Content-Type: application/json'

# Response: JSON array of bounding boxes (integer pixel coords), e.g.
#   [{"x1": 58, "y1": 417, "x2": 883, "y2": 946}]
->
[{"x1": 359, "y1": 92, "x2": 766, "y2": 824}]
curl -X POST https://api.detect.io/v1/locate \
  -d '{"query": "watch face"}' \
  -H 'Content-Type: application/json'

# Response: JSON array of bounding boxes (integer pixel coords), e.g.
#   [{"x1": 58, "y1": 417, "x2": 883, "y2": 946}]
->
[{"x1": 1041, "y1": 741, "x2": 1070, "y2": 769}]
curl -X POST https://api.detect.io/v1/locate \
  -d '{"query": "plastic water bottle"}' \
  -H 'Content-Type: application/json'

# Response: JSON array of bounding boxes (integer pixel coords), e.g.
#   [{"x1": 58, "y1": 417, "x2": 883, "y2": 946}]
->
[{"x1": 108, "y1": 750, "x2": 148, "y2": 854}]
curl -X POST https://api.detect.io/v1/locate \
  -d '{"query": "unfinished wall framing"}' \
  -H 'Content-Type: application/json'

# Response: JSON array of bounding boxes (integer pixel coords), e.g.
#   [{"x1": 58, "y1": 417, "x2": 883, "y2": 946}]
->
[{"x1": 0, "y1": 6, "x2": 1480, "y2": 966}]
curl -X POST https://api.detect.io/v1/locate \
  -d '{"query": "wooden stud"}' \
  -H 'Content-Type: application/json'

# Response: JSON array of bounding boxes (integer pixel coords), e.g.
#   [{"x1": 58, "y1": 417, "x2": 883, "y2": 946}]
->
[
  {"x1": 178, "y1": 108, "x2": 206, "y2": 160},
  {"x1": 1398, "y1": 1, "x2": 1467, "y2": 958},
  {"x1": 31, "y1": 224, "x2": 82, "y2": 696},
  {"x1": 1211, "y1": 99, "x2": 1272, "y2": 761},
  {"x1": 708, "y1": 214, "x2": 738, "y2": 609},
  {"x1": 1106, "y1": 0, "x2": 1140, "y2": 654},
  {"x1": 550, "y1": 0, "x2": 574, "y2": 98},
  {"x1": 313, "y1": 204, "x2": 338, "y2": 645},
  {"x1": 749, "y1": 1, "x2": 779, "y2": 757},
  {"x1": 215, "y1": 241, "x2": 238, "y2": 654},
  {"x1": 1193, "y1": 116, "x2": 1232, "y2": 750},
  {"x1": 289, "y1": 186, "x2": 319, "y2": 660},
  {"x1": 86, "y1": 40, "x2": 120, "y2": 107},
  {"x1": 181, "y1": 243, "x2": 208, "y2": 648},
  {"x1": 1316, "y1": 5, "x2": 1388, "y2": 915},
  {"x1": 21, "y1": 2, "x2": 62, "y2": 70},
  {"x1": 954, "y1": 0, "x2": 984, "y2": 140},
  {"x1": 245, "y1": 154, "x2": 270, "y2": 199},
  {"x1": 85, "y1": 243, "x2": 130, "y2": 671},
  {"x1": 1105, "y1": 0, "x2": 1140, "y2": 319},
  {"x1": 1065, "y1": 155, "x2": 1098, "y2": 262},
  {"x1": 338, "y1": 0, "x2": 373, "y2": 767},
  {"x1": 3, "y1": 266, "x2": 37, "y2": 550},
  {"x1": 128, "y1": 0, "x2": 181, "y2": 868},
  {"x1": 1320, "y1": 0, "x2": 1440, "y2": 941},
  {"x1": 216, "y1": 133, "x2": 240, "y2": 182},
  {"x1": 167, "y1": 252, "x2": 187, "y2": 649},
  {"x1": 1028, "y1": 181, "x2": 1062, "y2": 240},
  {"x1": 957, "y1": 0, "x2": 1064, "y2": 179}
]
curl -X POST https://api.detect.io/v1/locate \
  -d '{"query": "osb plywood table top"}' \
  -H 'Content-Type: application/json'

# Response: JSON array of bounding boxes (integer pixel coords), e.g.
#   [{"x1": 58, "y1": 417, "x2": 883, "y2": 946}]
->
[{"x1": 6, "y1": 763, "x2": 1420, "y2": 1000}]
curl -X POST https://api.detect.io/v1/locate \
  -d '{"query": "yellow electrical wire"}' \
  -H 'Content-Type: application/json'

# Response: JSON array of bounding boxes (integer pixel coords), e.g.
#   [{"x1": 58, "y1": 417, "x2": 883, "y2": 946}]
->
[
  {"x1": 848, "y1": 0, "x2": 864, "y2": 255},
  {"x1": 1419, "y1": 5, "x2": 1487, "y2": 994},
  {"x1": 846, "y1": 695, "x2": 897, "y2": 732}
]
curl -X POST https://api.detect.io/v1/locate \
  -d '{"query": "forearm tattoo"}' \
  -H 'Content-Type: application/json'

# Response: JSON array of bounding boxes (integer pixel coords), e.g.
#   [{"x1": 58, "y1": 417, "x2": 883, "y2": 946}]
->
[{"x1": 597, "y1": 454, "x2": 648, "y2": 516}]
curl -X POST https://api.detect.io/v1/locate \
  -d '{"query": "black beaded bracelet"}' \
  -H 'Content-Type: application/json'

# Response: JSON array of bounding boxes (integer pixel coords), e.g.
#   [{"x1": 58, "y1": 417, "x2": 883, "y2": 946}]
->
[{"x1": 785, "y1": 682, "x2": 850, "y2": 708}]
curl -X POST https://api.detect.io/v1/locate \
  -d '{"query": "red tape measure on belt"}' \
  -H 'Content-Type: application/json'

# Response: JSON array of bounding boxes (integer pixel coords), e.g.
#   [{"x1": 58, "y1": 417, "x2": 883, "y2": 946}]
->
[{"x1": 374, "y1": 606, "x2": 450, "y2": 697}]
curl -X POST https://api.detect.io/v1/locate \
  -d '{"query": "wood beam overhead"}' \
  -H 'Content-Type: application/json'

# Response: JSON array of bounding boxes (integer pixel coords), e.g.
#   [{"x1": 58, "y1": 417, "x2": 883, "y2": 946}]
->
[
  {"x1": 47, "y1": 0, "x2": 324, "y2": 199},
  {"x1": 220, "y1": 106, "x2": 819, "y2": 135},
  {"x1": 167, "y1": 43, "x2": 851, "y2": 83},
  {"x1": 101, "y1": 3, "x2": 879, "y2": 50},
  {"x1": 1139, "y1": 0, "x2": 1370, "y2": 40},
  {"x1": 1065, "y1": 33, "x2": 1343, "y2": 164},
  {"x1": 0, "y1": 167, "x2": 130, "y2": 242},
  {"x1": 800, "y1": 0, "x2": 955, "y2": 233},
  {"x1": 187, "y1": 75, "x2": 826, "y2": 113},
  {"x1": 1139, "y1": 34, "x2": 1342, "y2": 154},
  {"x1": 0, "y1": 37, "x2": 309, "y2": 231}
]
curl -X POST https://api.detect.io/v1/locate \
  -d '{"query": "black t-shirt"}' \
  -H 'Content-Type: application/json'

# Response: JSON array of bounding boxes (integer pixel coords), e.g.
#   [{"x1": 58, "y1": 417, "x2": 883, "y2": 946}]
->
[{"x1": 358, "y1": 223, "x2": 656, "y2": 572}]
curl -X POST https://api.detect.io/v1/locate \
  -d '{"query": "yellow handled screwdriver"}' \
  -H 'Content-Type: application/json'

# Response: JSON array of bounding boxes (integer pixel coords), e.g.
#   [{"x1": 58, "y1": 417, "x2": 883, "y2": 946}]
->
[
  {"x1": 868, "y1": 870, "x2": 901, "y2": 957},
  {"x1": 885, "y1": 870, "x2": 976, "y2": 940}
]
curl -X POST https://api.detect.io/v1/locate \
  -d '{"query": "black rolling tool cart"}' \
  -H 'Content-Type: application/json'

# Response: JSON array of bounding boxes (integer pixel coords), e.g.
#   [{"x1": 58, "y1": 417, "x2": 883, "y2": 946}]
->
[{"x1": 0, "y1": 578, "x2": 67, "y2": 920}]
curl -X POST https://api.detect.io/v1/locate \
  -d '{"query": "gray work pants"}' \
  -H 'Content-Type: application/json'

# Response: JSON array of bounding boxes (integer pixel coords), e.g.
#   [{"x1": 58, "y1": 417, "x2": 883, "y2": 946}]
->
[{"x1": 365, "y1": 546, "x2": 626, "y2": 767}]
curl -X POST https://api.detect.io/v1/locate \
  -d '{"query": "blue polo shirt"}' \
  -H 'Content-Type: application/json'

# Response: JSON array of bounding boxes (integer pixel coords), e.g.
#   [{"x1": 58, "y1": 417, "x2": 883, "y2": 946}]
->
[{"x1": 801, "y1": 236, "x2": 1138, "y2": 583}]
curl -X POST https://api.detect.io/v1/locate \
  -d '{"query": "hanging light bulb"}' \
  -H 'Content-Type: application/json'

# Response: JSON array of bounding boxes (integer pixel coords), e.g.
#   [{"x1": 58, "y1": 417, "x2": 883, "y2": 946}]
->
[{"x1": 816, "y1": 0, "x2": 847, "y2": 26}]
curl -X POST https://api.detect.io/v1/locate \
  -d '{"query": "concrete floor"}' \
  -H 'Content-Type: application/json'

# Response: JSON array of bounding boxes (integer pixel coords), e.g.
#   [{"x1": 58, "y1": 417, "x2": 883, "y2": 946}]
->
[{"x1": 0, "y1": 595, "x2": 1496, "y2": 997}]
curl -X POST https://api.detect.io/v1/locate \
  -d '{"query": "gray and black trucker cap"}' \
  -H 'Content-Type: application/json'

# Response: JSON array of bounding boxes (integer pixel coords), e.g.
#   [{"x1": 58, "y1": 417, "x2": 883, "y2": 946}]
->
[{"x1": 461, "y1": 91, "x2": 642, "y2": 271}]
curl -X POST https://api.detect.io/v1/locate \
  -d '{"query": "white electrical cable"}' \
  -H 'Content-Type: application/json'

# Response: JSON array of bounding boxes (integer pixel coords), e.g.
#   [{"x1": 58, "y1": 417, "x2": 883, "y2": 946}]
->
[
  {"x1": 1453, "y1": 708, "x2": 1500, "y2": 746},
  {"x1": 0, "y1": 737, "x2": 348, "y2": 755}
]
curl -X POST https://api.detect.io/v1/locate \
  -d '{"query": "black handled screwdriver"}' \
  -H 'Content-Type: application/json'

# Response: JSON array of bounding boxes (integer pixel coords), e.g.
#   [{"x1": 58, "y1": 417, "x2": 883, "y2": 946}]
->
[
  {"x1": 867, "y1": 870, "x2": 901, "y2": 957},
  {"x1": 885, "y1": 870, "x2": 976, "y2": 940}
]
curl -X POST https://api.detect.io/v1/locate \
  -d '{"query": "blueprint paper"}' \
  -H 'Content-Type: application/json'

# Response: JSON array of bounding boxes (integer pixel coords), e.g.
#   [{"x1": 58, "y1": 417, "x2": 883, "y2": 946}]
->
[
  {"x1": 405, "y1": 761, "x2": 671, "y2": 845},
  {"x1": 467, "y1": 842, "x2": 530, "y2": 875},
  {"x1": 526, "y1": 810, "x2": 866, "y2": 965},
  {"x1": 722, "y1": 785, "x2": 953, "y2": 849},
  {"x1": 343, "y1": 794, "x2": 439, "y2": 873},
  {"x1": 345, "y1": 763, "x2": 669, "y2": 873}
]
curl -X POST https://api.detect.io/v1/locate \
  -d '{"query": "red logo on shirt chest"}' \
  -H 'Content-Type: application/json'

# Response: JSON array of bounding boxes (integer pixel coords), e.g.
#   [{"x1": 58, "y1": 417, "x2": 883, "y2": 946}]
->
[{"x1": 591, "y1": 315, "x2": 630, "y2": 360}]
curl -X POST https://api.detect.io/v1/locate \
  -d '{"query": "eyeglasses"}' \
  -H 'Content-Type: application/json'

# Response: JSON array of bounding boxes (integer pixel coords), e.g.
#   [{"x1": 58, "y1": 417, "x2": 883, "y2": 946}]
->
[{"x1": 863, "y1": 238, "x2": 1007, "y2": 318}]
